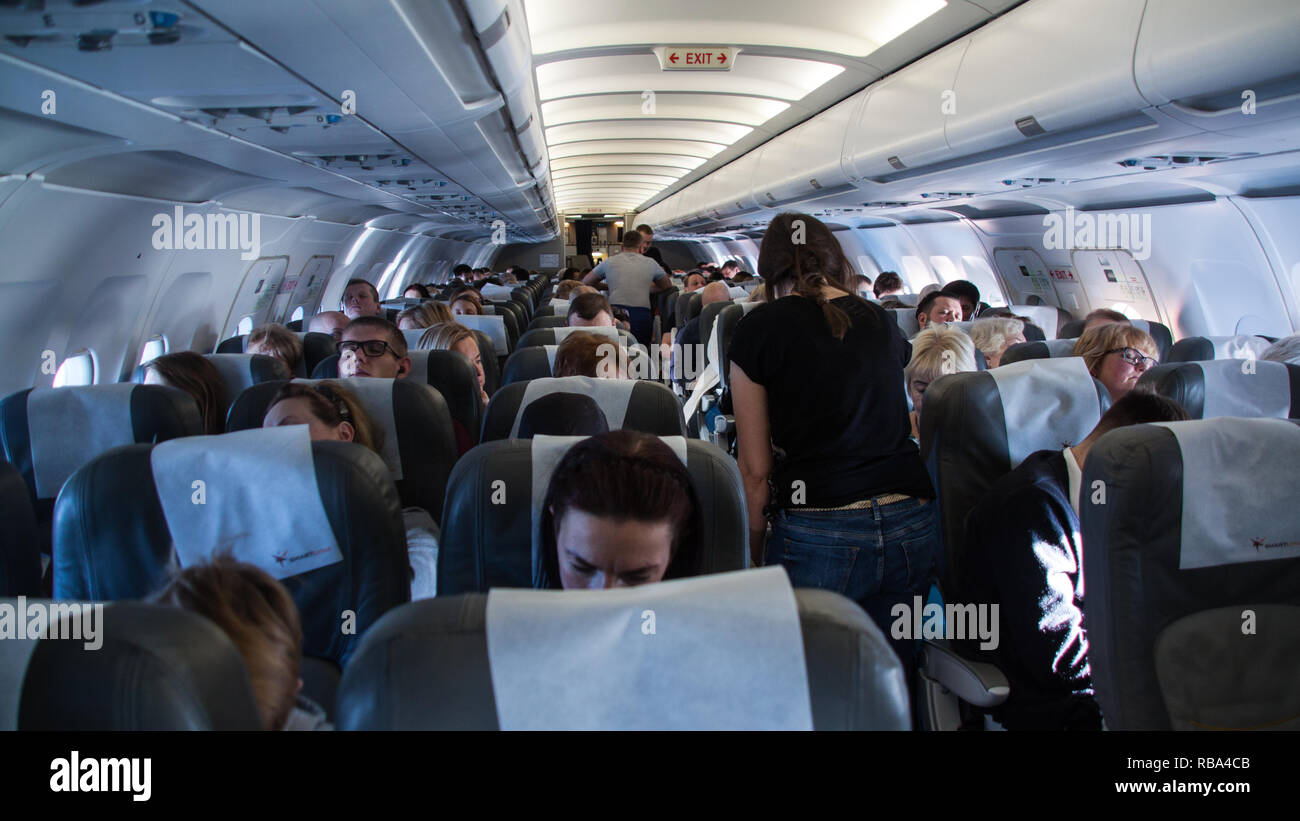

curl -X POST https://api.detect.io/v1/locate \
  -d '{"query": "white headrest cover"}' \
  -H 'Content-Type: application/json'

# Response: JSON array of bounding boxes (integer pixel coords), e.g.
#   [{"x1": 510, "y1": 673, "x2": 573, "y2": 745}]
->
[
  {"x1": 481, "y1": 284, "x2": 515, "y2": 301},
  {"x1": 511, "y1": 376, "x2": 638, "y2": 439},
  {"x1": 1008, "y1": 305, "x2": 1060, "y2": 339},
  {"x1": 453, "y1": 314, "x2": 508, "y2": 355},
  {"x1": 151, "y1": 426, "x2": 341, "y2": 580},
  {"x1": 1156, "y1": 418, "x2": 1300, "y2": 570},
  {"x1": 296, "y1": 378, "x2": 402, "y2": 480},
  {"x1": 1208, "y1": 335, "x2": 1271, "y2": 361},
  {"x1": 485, "y1": 566, "x2": 814, "y2": 730},
  {"x1": 1199, "y1": 360, "x2": 1291, "y2": 419},
  {"x1": 27, "y1": 384, "x2": 137, "y2": 498},
  {"x1": 552, "y1": 325, "x2": 620, "y2": 343},
  {"x1": 988, "y1": 357, "x2": 1103, "y2": 467}
]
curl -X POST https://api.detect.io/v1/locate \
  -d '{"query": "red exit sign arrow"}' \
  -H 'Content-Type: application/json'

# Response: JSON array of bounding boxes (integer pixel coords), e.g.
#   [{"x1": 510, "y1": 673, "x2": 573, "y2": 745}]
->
[{"x1": 659, "y1": 46, "x2": 735, "y2": 71}]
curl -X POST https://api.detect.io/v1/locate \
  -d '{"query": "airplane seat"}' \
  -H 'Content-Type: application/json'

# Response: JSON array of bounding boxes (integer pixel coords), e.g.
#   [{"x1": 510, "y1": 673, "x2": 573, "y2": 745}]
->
[
  {"x1": 437, "y1": 437, "x2": 746, "y2": 595},
  {"x1": 212, "y1": 332, "x2": 333, "y2": 378},
  {"x1": 1165, "y1": 334, "x2": 1272, "y2": 364},
  {"x1": 527, "y1": 315, "x2": 567, "y2": 331},
  {"x1": 889, "y1": 293, "x2": 919, "y2": 306},
  {"x1": 1021, "y1": 323, "x2": 1047, "y2": 342},
  {"x1": 310, "y1": 355, "x2": 340, "y2": 379},
  {"x1": 405, "y1": 350, "x2": 484, "y2": 443},
  {"x1": 658, "y1": 286, "x2": 680, "y2": 330},
  {"x1": 675, "y1": 291, "x2": 702, "y2": 331},
  {"x1": 215, "y1": 334, "x2": 245, "y2": 354},
  {"x1": 481, "y1": 376, "x2": 685, "y2": 443},
  {"x1": 916, "y1": 357, "x2": 1111, "y2": 728},
  {"x1": 0, "y1": 384, "x2": 202, "y2": 540},
  {"x1": 286, "y1": 320, "x2": 303, "y2": 332},
  {"x1": 52, "y1": 432, "x2": 411, "y2": 666},
  {"x1": 698, "y1": 300, "x2": 731, "y2": 357},
  {"x1": 204, "y1": 352, "x2": 291, "y2": 398},
  {"x1": 225, "y1": 377, "x2": 457, "y2": 525},
  {"x1": 501, "y1": 346, "x2": 558, "y2": 386},
  {"x1": 488, "y1": 301, "x2": 523, "y2": 348},
  {"x1": 999, "y1": 338, "x2": 1079, "y2": 365},
  {"x1": 919, "y1": 357, "x2": 1110, "y2": 593},
  {"x1": 1137, "y1": 360, "x2": 1300, "y2": 419},
  {"x1": 0, "y1": 460, "x2": 41, "y2": 596},
  {"x1": 452, "y1": 314, "x2": 512, "y2": 366},
  {"x1": 533, "y1": 304, "x2": 557, "y2": 318},
  {"x1": 473, "y1": 329, "x2": 502, "y2": 397},
  {"x1": 888, "y1": 308, "x2": 921, "y2": 339},
  {"x1": 1058, "y1": 319, "x2": 1172, "y2": 360},
  {"x1": 1081, "y1": 418, "x2": 1300, "y2": 730},
  {"x1": 5, "y1": 600, "x2": 262, "y2": 730},
  {"x1": 516, "y1": 325, "x2": 638, "y2": 350},
  {"x1": 336, "y1": 575, "x2": 909, "y2": 730},
  {"x1": 1005, "y1": 304, "x2": 1069, "y2": 340}
]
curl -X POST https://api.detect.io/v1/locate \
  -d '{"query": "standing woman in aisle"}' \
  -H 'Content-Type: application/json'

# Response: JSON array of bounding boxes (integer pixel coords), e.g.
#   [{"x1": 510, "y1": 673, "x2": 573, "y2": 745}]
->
[{"x1": 727, "y1": 212, "x2": 941, "y2": 677}]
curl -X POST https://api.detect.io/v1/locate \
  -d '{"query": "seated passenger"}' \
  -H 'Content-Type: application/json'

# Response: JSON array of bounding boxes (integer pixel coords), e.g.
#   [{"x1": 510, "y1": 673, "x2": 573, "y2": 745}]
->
[
  {"x1": 339, "y1": 278, "x2": 383, "y2": 320},
  {"x1": 672, "y1": 281, "x2": 731, "y2": 382},
  {"x1": 915, "y1": 289, "x2": 962, "y2": 331},
  {"x1": 567, "y1": 292, "x2": 616, "y2": 328},
  {"x1": 403, "y1": 284, "x2": 430, "y2": 300},
  {"x1": 261, "y1": 381, "x2": 438, "y2": 599},
  {"x1": 554, "y1": 280, "x2": 580, "y2": 301},
  {"x1": 395, "y1": 301, "x2": 454, "y2": 331},
  {"x1": 611, "y1": 305, "x2": 633, "y2": 332},
  {"x1": 1073, "y1": 322, "x2": 1159, "y2": 401},
  {"x1": 539, "y1": 430, "x2": 702, "y2": 589},
  {"x1": 150, "y1": 556, "x2": 329, "y2": 730},
  {"x1": 417, "y1": 321, "x2": 489, "y2": 408},
  {"x1": 853, "y1": 274, "x2": 874, "y2": 300},
  {"x1": 307, "y1": 310, "x2": 349, "y2": 341},
  {"x1": 448, "y1": 288, "x2": 484, "y2": 317},
  {"x1": 245, "y1": 323, "x2": 302, "y2": 375},
  {"x1": 553, "y1": 331, "x2": 628, "y2": 379},
  {"x1": 1080, "y1": 308, "x2": 1131, "y2": 332},
  {"x1": 940, "y1": 280, "x2": 988, "y2": 320},
  {"x1": 338, "y1": 317, "x2": 411, "y2": 380},
  {"x1": 1261, "y1": 333, "x2": 1300, "y2": 365},
  {"x1": 873, "y1": 271, "x2": 904, "y2": 300},
  {"x1": 969, "y1": 317, "x2": 1027, "y2": 369},
  {"x1": 681, "y1": 271, "x2": 707, "y2": 293},
  {"x1": 960, "y1": 389, "x2": 1189, "y2": 730},
  {"x1": 144, "y1": 351, "x2": 227, "y2": 434},
  {"x1": 904, "y1": 325, "x2": 978, "y2": 440},
  {"x1": 517, "y1": 392, "x2": 611, "y2": 438},
  {"x1": 747, "y1": 283, "x2": 767, "y2": 303}
]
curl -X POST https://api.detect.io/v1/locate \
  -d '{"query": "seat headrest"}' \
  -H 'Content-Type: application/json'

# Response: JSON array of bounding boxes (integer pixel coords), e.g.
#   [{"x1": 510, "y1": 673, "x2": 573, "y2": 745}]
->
[
  {"x1": 224, "y1": 377, "x2": 457, "y2": 522},
  {"x1": 1166, "y1": 334, "x2": 1272, "y2": 363},
  {"x1": 501, "y1": 346, "x2": 555, "y2": 386},
  {"x1": 919, "y1": 358, "x2": 1109, "y2": 592},
  {"x1": 0, "y1": 461, "x2": 41, "y2": 596},
  {"x1": 336, "y1": 586, "x2": 908, "y2": 730},
  {"x1": 1, "y1": 384, "x2": 201, "y2": 503},
  {"x1": 888, "y1": 308, "x2": 920, "y2": 339},
  {"x1": 437, "y1": 438, "x2": 748, "y2": 594},
  {"x1": 527, "y1": 315, "x2": 567, "y2": 330},
  {"x1": 6, "y1": 600, "x2": 262, "y2": 730},
  {"x1": 53, "y1": 438, "x2": 410, "y2": 665},
  {"x1": 516, "y1": 393, "x2": 610, "y2": 438},
  {"x1": 516, "y1": 325, "x2": 634, "y2": 351},
  {"x1": 1138, "y1": 360, "x2": 1300, "y2": 419},
  {"x1": 999, "y1": 338, "x2": 1079, "y2": 365},
  {"x1": 204, "y1": 353, "x2": 290, "y2": 399},
  {"x1": 481, "y1": 377, "x2": 684, "y2": 442},
  {"x1": 1081, "y1": 419, "x2": 1300, "y2": 729},
  {"x1": 406, "y1": 350, "x2": 482, "y2": 440},
  {"x1": 1059, "y1": 319, "x2": 1172, "y2": 359},
  {"x1": 453, "y1": 314, "x2": 509, "y2": 355},
  {"x1": 1006, "y1": 304, "x2": 1064, "y2": 339}
]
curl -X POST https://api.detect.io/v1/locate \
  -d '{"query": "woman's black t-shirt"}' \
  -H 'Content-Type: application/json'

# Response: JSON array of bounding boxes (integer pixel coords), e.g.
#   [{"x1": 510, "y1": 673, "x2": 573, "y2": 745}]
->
[{"x1": 727, "y1": 294, "x2": 934, "y2": 508}]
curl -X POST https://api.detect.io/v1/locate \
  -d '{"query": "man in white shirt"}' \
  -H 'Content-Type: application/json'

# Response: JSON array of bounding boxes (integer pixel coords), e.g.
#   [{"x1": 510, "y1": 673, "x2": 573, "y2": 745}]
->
[{"x1": 583, "y1": 229, "x2": 672, "y2": 346}]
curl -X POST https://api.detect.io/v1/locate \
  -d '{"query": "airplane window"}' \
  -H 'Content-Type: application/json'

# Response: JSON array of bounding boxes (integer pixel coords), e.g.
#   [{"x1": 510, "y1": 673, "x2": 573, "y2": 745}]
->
[
  {"x1": 138, "y1": 334, "x2": 168, "y2": 366},
  {"x1": 237, "y1": 316, "x2": 254, "y2": 336},
  {"x1": 53, "y1": 349, "x2": 96, "y2": 388},
  {"x1": 290, "y1": 306, "x2": 305, "y2": 323}
]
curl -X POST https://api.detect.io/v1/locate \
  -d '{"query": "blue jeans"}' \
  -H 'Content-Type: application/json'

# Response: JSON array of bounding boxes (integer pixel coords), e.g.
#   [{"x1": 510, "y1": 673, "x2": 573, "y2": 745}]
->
[
  {"x1": 767, "y1": 497, "x2": 941, "y2": 672},
  {"x1": 614, "y1": 304, "x2": 652, "y2": 347}
]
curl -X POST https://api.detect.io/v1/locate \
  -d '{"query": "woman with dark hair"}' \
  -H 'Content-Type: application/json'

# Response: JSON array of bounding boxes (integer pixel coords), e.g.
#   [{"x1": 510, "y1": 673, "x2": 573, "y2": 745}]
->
[
  {"x1": 403, "y1": 283, "x2": 431, "y2": 300},
  {"x1": 144, "y1": 351, "x2": 227, "y2": 434},
  {"x1": 261, "y1": 381, "x2": 437, "y2": 599},
  {"x1": 448, "y1": 288, "x2": 484, "y2": 317},
  {"x1": 728, "y1": 212, "x2": 939, "y2": 677},
  {"x1": 539, "y1": 430, "x2": 702, "y2": 589}
]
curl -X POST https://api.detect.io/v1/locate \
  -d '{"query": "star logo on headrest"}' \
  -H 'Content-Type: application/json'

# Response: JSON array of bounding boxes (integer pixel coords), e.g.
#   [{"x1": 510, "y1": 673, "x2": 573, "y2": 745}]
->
[
  {"x1": 1251, "y1": 538, "x2": 1265, "y2": 551},
  {"x1": 273, "y1": 551, "x2": 288, "y2": 566}
]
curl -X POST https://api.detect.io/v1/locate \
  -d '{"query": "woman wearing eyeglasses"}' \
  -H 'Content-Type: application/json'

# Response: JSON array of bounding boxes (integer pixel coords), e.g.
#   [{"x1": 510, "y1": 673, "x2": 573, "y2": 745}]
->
[{"x1": 1072, "y1": 322, "x2": 1160, "y2": 400}]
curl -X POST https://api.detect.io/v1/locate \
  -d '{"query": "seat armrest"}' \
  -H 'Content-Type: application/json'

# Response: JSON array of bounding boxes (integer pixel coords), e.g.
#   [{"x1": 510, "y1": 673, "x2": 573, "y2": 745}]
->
[{"x1": 919, "y1": 639, "x2": 1009, "y2": 707}]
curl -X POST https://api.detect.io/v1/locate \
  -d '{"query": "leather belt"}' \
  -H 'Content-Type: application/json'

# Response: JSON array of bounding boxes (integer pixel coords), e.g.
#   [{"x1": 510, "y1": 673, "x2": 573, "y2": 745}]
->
[{"x1": 798, "y1": 493, "x2": 917, "y2": 512}]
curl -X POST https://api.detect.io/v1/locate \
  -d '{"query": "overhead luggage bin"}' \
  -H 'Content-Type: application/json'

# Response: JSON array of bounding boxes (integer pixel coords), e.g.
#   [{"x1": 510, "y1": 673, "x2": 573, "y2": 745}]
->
[
  {"x1": 750, "y1": 93, "x2": 862, "y2": 210},
  {"x1": 696, "y1": 150, "x2": 764, "y2": 223},
  {"x1": 1134, "y1": 0, "x2": 1300, "y2": 135},
  {"x1": 944, "y1": 0, "x2": 1150, "y2": 159},
  {"x1": 842, "y1": 37, "x2": 968, "y2": 183}
]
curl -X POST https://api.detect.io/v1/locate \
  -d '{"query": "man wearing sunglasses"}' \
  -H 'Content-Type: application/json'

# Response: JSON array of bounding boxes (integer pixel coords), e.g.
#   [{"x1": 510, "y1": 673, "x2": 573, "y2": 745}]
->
[{"x1": 338, "y1": 316, "x2": 411, "y2": 379}]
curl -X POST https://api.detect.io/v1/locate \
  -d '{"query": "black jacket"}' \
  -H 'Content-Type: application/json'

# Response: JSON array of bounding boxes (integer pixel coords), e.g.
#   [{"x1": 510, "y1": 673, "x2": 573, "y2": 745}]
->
[{"x1": 959, "y1": 450, "x2": 1101, "y2": 730}]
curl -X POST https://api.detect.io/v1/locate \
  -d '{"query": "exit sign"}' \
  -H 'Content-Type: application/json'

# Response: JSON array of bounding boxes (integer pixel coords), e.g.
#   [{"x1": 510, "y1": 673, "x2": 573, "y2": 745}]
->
[{"x1": 659, "y1": 47, "x2": 734, "y2": 70}]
